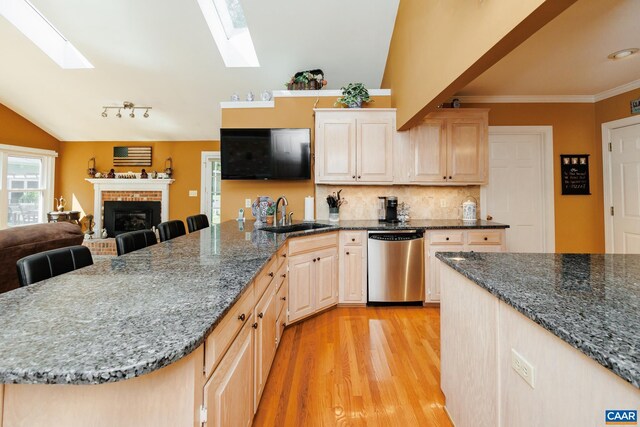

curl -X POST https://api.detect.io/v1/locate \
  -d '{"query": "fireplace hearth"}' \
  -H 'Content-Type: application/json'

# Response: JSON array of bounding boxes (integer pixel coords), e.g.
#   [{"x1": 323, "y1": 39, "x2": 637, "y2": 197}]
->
[{"x1": 104, "y1": 201, "x2": 161, "y2": 237}]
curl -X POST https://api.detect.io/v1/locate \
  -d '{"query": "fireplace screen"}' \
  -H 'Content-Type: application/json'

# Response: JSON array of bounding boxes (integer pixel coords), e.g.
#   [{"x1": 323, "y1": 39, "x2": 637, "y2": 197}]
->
[{"x1": 104, "y1": 201, "x2": 161, "y2": 237}]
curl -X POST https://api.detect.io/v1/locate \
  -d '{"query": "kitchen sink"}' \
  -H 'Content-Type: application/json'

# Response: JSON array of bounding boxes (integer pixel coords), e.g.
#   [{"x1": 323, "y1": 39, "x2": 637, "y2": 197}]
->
[{"x1": 260, "y1": 223, "x2": 334, "y2": 234}]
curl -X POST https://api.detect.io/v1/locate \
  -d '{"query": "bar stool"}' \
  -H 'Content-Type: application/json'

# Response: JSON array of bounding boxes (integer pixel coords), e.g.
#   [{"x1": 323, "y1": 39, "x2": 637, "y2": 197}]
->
[
  {"x1": 16, "y1": 245, "x2": 93, "y2": 287},
  {"x1": 115, "y1": 229, "x2": 158, "y2": 256},
  {"x1": 157, "y1": 220, "x2": 186, "y2": 242},
  {"x1": 186, "y1": 214, "x2": 210, "y2": 233}
]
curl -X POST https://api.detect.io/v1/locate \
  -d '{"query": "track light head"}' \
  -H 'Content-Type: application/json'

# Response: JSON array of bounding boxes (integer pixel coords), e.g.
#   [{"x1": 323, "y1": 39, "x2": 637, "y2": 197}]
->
[
  {"x1": 130, "y1": 111, "x2": 135, "y2": 118},
  {"x1": 143, "y1": 109, "x2": 149, "y2": 118},
  {"x1": 101, "y1": 108, "x2": 107, "y2": 118},
  {"x1": 116, "y1": 109, "x2": 122, "y2": 118}
]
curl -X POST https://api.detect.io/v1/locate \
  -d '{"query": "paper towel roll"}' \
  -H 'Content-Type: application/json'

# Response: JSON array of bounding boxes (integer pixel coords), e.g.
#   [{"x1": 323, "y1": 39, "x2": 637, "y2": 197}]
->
[{"x1": 304, "y1": 196, "x2": 315, "y2": 222}]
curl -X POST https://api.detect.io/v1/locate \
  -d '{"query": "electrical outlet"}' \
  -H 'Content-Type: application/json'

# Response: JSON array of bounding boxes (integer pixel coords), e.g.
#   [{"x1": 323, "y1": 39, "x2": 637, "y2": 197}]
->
[
  {"x1": 511, "y1": 349, "x2": 535, "y2": 388},
  {"x1": 440, "y1": 199, "x2": 447, "y2": 208},
  {"x1": 245, "y1": 232, "x2": 251, "y2": 240},
  {"x1": 245, "y1": 199, "x2": 252, "y2": 208},
  {"x1": 189, "y1": 190, "x2": 197, "y2": 197}
]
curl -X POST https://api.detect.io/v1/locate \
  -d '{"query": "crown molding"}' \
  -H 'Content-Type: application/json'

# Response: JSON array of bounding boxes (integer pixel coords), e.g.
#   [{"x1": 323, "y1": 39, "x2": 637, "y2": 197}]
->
[
  {"x1": 593, "y1": 79, "x2": 640, "y2": 102},
  {"x1": 272, "y1": 89, "x2": 391, "y2": 98}
]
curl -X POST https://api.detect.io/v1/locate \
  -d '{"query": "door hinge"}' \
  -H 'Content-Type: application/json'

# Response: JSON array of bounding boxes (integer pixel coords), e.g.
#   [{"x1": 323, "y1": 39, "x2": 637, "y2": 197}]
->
[
  {"x1": 199, "y1": 405, "x2": 207, "y2": 425},
  {"x1": 608, "y1": 142, "x2": 612, "y2": 152},
  {"x1": 611, "y1": 206, "x2": 615, "y2": 216}
]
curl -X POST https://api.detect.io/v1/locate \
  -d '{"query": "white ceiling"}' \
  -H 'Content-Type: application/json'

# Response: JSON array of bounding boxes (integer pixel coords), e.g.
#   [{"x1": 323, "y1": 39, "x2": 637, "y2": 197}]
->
[
  {"x1": 458, "y1": 0, "x2": 640, "y2": 98},
  {"x1": 0, "y1": 0, "x2": 399, "y2": 141}
]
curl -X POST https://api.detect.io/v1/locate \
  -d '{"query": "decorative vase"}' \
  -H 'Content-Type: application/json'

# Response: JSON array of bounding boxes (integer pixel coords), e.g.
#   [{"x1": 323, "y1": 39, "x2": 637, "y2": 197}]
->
[
  {"x1": 329, "y1": 207, "x2": 340, "y2": 222},
  {"x1": 347, "y1": 100, "x2": 362, "y2": 108}
]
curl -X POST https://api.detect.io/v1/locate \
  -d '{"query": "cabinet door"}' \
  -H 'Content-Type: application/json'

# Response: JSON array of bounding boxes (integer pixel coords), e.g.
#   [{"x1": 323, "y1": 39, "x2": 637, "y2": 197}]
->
[
  {"x1": 447, "y1": 118, "x2": 487, "y2": 183},
  {"x1": 204, "y1": 318, "x2": 254, "y2": 427},
  {"x1": 315, "y1": 115, "x2": 357, "y2": 183},
  {"x1": 288, "y1": 252, "x2": 316, "y2": 323},
  {"x1": 409, "y1": 119, "x2": 447, "y2": 183},
  {"x1": 356, "y1": 116, "x2": 393, "y2": 182},
  {"x1": 340, "y1": 245, "x2": 365, "y2": 303},
  {"x1": 427, "y1": 245, "x2": 464, "y2": 302},
  {"x1": 316, "y1": 248, "x2": 339, "y2": 310},
  {"x1": 254, "y1": 282, "x2": 277, "y2": 410}
]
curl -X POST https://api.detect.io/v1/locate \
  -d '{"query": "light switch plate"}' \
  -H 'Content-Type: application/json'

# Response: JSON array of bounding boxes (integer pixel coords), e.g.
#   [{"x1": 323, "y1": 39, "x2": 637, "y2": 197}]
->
[
  {"x1": 511, "y1": 349, "x2": 535, "y2": 388},
  {"x1": 440, "y1": 199, "x2": 447, "y2": 208},
  {"x1": 245, "y1": 199, "x2": 252, "y2": 208},
  {"x1": 189, "y1": 190, "x2": 198, "y2": 197}
]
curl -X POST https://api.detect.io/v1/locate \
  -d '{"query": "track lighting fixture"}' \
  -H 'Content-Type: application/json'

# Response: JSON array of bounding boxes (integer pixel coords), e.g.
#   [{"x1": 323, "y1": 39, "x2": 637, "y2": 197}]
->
[{"x1": 101, "y1": 101, "x2": 152, "y2": 119}]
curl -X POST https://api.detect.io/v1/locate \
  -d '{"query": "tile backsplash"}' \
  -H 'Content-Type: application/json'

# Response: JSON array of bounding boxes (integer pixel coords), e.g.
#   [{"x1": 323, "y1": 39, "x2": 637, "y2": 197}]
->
[{"x1": 315, "y1": 185, "x2": 481, "y2": 220}]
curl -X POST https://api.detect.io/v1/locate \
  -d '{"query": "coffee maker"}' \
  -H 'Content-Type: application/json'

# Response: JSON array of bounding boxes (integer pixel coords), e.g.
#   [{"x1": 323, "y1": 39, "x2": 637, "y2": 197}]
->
[{"x1": 378, "y1": 196, "x2": 399, "y2": 223}]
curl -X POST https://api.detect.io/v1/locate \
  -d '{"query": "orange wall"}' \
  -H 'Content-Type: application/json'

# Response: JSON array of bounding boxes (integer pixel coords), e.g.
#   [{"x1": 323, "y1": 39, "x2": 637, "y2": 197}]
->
[
  {"x1": 220, "y1": 96, "x2": 391, "y2": 222},
  {"x1": 466, "y1": 103, "x2": 601, "y2": 253},
  {"x1": 382, "y1": 0, "x2": 576, "y2": 130},
  {"x1": 0, "y1": 103, "x2": 61, "y2": 196},
  {"x1": 58, "y1": 141, "x2": 218, "y2": 225}
]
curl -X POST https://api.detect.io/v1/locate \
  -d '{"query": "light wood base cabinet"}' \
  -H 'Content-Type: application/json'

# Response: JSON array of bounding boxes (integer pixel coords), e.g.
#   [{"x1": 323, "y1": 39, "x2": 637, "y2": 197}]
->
[
  {"x1": 425, "y1": 229, "x2": 506, "y2": 303},
  {"x1": 339, "y1": 231, "x2": 367, "y2": 304},
  {"x1": 204, "y1": 318, "x2": 254, "y2": 427},
  {"x1": 253, "y1": 280, "x2": 277, "y2": 410}
]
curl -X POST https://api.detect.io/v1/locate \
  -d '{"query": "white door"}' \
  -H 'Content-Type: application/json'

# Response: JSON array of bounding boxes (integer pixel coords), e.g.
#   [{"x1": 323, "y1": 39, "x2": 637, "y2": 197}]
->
[
  {"x1": 201, "y1": 152, "x2": 221, "y2": 224},
  {"x1": 481, "y1": 127, "x2": 554, "y2": 252},
  {"x1": 609, "y1": 123, "x2": 640, "y2": 253}
]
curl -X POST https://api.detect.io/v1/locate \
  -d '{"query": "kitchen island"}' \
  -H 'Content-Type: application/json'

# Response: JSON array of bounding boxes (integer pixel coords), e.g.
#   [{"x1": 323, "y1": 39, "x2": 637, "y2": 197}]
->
[
  {"x1": 436, "y1": 252, "x2": 640, "y2": 427},
  {"x1": 0, "y1": 219, "x2": 507, "y2": 426}
]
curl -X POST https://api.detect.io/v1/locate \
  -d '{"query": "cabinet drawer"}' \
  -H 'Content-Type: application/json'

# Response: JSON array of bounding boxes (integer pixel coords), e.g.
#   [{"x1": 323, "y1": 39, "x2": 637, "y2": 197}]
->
[
  {"x1": 288, "y1": 232, "x2": 338, "y2": 256},
  {"x1": 274, "y1": 260, "x2": 287, "y2": 291},
  {"x1": 467, "y1": 230, "x2": 503, "y2": 245},
  {"x1": 276, "y1": 245, "x2": 288, "y2": 270},
  {"x1": 276, "y1": 276, "x2": 288, "y2": 316},
  {"x1": 204, "y1": 282, "x2": 255, "y2": 379},
  {"x1": 341, "y1": 231, "x2": 364, "y2": 246},
  {"x1": 430, "y1": 231, "x2": 464, "y2": 245},
  {"x1": 255, "y1": 256, "x2": 277, "y2": 300}
]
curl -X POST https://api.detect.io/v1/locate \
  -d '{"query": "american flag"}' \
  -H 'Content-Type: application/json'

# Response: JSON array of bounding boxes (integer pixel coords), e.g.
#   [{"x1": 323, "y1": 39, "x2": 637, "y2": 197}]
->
[{"x1": 113, "y1": 146, "x2": 152, "y2": 166}]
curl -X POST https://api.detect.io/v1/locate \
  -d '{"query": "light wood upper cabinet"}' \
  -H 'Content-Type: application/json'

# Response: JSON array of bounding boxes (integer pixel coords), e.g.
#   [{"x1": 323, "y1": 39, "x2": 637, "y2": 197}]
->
[
  {"x1": 315, "y1": 109, "x2": 395, "y2": 184},
  {"x1": 409, "y1": 119, "x2": 447, "y2": 182},
  {"x1": 401, "y1": 109, "x2": 489, "y2": 185},
  {"x1": 315, "y1": 116, "x2": 357, "y2": 182},
  {"x1": 204, "y1": 317, "x2": 254, "y2": 427}
]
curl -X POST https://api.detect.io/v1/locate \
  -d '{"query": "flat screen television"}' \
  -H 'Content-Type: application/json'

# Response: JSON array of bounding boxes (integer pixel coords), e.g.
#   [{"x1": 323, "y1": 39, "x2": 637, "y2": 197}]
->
[{"x1": 221, "y1": 128, "x2": 311, "y2": 180}]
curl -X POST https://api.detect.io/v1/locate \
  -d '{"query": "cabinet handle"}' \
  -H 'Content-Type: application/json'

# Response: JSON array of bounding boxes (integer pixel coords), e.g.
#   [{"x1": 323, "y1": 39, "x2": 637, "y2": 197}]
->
[
  {"x1": 484, "y1": 237, "x2": 488, "y2": 241},
  {"x1": 313, "y1": 258, "x2": 316, "y2": 262},
  {"x1": 281, "y1": 273, "x2": 286, "y2": 278},
  {"x1": 449, "y1": 176, "x2": 452, "y2": 179},
  {"x1": 268, "y1": 272, "x2": 274, "y2": 277},
  {"x1": 252, "y1": 322, "x2": 258, "y2": 329},
  {"x1": 357, "y1": 176, "x2": 361, "y2": 179},
  {"x1": 352, "y1": 175, "x2": 356, "y2": 179},
  {"x1": 238, "y1": 313, "x2": 246, "y2": 321},
  {"x1": 351, "y1": 238, "x2": 355, "y2": 242},
  {"x1": 281, "y1": 296, "x2": 286, "y2": 301},
  {"x1": 346, "y1": 252, "x2": 350, "y2": 255},
  {"x1": 445, "y1": 237, "x2": 449, "y2": 241},
  {"x1": 443, "y1": 176, "x2": 446, "y2": 180},
  {"x1": 283, "y1": 253, "x2": 287, "y2": 258},
  {"x1": 258, "y1": 312, "x2": 264, "y2": 318}
]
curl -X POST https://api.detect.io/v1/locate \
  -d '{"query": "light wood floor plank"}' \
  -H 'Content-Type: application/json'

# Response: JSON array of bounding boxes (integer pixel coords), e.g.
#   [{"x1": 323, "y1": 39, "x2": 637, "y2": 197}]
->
[{"x1": 254, "y1": 307, "x2": 453, "y2": 426}]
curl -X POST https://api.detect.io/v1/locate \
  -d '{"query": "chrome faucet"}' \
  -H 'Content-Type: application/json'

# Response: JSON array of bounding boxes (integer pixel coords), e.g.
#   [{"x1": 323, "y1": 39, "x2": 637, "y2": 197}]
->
[{"x1": 275, "y1": 195, "x2": 289, "y2": 226}]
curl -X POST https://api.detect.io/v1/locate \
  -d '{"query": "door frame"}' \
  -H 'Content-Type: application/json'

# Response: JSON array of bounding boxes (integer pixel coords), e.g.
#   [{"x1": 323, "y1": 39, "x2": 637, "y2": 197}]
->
[
  {"x1": 200, "y1": 151, "x2": 221, "y2": 220},
  {"x1": 481, "y1": 126, "x2": 555, "y2": 253},
  {"x1": 601, "y1": 115, "x2": 640, "y2": 253}
]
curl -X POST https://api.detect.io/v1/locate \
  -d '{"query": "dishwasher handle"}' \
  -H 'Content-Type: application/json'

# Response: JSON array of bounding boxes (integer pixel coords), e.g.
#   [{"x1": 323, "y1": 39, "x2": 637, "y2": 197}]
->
[{"x1": 369, "y1": 231, "x2": 423, "y2": 242}]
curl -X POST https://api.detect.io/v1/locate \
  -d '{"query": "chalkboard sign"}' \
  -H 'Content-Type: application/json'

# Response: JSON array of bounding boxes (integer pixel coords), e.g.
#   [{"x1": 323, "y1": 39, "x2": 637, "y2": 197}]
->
[{"x1": 561, "y1": 155, "x2": 590, "y2": 195}]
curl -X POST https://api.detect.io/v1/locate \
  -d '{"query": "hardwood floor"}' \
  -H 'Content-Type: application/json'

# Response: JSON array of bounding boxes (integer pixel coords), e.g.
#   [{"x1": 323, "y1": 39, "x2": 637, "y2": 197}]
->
[{"x1": 253, "y1": 306, "x2": 452, "y2": 426}]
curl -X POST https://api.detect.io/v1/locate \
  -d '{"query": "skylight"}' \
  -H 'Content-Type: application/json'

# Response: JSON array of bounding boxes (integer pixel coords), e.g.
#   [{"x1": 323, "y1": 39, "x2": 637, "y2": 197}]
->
[
  {"x1": 0, "y1": 0, "x2": 93, "y2": 69},
  {"x1": 196, "y1": 0, "x2": 259, "y2": 67}
]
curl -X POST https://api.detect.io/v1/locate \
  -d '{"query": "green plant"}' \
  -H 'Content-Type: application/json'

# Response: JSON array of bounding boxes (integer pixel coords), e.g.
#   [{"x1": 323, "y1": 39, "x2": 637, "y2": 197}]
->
[
  {"x1": 266, "y1": 202, "x2": 276, "y2": 215},
  {"x1": 19, "y1": 191, "x2": 39, "y2": 204},
  {"x1": 335, "y1": 83, "x2": 372, "y2": 108}
]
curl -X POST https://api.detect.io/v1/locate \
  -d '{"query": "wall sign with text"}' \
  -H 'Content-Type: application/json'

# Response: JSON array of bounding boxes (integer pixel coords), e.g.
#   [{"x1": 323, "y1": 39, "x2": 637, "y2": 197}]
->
[
  {"x1": 632, "y1": 97, "x2": 640, "y2": 115},
  {"x1": 561, "y1": 155, "x2": 590, "y2": 195}
]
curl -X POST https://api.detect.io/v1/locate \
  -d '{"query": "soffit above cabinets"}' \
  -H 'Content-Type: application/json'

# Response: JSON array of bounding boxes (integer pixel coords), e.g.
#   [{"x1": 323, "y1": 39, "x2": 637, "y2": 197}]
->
[
  {"x1": 457, "y1": 0, "x2": 640, "y2": 101},
  {"x1": 0, "y1": 0, "x2": 399, "y2": 141}
]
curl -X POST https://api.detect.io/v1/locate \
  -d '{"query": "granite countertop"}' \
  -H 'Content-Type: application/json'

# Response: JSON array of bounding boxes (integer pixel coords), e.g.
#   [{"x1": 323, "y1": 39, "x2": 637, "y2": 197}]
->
[
  {"x1": 436, "y1": 252, "x2": 640, "y2": 389},
  {"x1": 315, "y1": 219, "x2": 509, "y2": 230},
  {"x1": 0, "y1": 219, "x2": 507, "y2": 385}
]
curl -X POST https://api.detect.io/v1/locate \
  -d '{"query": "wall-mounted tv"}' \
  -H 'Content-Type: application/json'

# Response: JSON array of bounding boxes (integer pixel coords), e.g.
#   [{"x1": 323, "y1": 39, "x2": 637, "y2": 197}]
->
[{"x1": 221, "y1": 128, "x2": 311, "y2": 180}]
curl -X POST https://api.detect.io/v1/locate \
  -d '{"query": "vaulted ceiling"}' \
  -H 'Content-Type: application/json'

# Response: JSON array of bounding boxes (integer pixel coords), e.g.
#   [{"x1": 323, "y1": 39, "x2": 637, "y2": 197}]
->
[{"x1": 0, "y1": 0, "x2": 399, "y2": 141}]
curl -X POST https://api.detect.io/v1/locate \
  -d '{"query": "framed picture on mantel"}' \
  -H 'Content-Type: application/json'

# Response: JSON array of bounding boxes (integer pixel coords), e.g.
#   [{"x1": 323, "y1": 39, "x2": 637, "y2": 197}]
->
[{"x1": 560, "y1": 154, "x2": 590, "y2": 195}]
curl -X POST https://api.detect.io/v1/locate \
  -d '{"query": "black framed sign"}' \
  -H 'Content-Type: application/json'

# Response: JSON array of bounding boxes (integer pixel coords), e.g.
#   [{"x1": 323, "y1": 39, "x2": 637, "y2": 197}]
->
[{"x1": 561, "y1": 154, "x2": 590, "y2": 195}]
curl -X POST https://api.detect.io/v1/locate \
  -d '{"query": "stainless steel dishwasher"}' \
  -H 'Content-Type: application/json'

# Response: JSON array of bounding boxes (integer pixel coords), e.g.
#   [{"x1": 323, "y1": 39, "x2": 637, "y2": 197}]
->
[{"x1": 367, "y1": 230, "x2": 425, "y2": 303}]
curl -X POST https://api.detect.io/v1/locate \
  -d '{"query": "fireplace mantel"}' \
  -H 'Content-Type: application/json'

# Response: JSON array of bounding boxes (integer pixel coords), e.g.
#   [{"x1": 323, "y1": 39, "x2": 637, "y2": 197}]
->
[{"x1": 86, "y1": 178, "x2": 174, "y2": 234}]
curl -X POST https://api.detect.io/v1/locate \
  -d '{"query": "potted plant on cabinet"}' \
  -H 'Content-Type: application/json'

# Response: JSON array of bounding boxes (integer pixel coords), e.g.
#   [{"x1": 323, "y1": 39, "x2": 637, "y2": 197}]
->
[{"x1": 335, "y1": 83, "x2": 372, "y2": 108}]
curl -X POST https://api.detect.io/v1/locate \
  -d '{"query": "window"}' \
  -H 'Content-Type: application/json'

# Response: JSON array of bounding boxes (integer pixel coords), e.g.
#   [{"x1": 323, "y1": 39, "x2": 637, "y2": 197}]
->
[{"x1": 0, "y1": 144, "x2": 57, "y2": 229}]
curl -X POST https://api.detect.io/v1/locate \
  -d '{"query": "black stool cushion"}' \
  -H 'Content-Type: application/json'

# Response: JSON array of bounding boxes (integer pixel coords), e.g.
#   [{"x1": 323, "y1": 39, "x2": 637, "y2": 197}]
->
[
  {"x1": 157, "y1": 220, "x2": 186, "y2": 242},
  {"x1": 186, "y1": 214, "x2": 210, "y2": 233},
  {"x1": 16, "y1": 245, "x2": 93, "y2": 287},
  {"x1": 115, "y1": 229, "x2": 158, "y2": 256}
]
